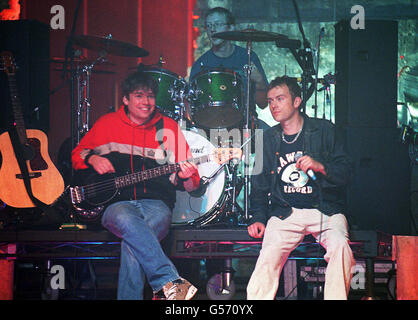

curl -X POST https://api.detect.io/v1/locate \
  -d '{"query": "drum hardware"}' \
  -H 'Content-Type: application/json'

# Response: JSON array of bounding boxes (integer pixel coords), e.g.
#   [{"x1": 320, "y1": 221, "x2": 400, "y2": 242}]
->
[
  {"x1": 192, "y1": 161, "x2": 228, "y2": 198},
  {"x1": 312, "y1": 27, "x2": 325, "y2": 119},
  {"x1": 74, "y1": 53, "x2": 109, "y2": 143},
  {"x1": 168, "y1": 77, "x2": 189, "y2": 127}
]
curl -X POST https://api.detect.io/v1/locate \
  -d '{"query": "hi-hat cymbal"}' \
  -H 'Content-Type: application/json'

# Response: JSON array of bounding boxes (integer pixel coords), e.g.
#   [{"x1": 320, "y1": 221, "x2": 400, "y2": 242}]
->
[
  {"x1": 212, "y1": 29, "x2": 288, "y2": 42},
  {"x1": 71, "y1": 35, "x2": 149, "y2": 57}
]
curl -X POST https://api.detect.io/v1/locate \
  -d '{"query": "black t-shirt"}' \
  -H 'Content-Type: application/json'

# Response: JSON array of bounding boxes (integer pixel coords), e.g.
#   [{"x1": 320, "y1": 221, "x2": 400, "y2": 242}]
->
[{"x1": 278, "y1": 130, "x2": 319, "y2": 208}]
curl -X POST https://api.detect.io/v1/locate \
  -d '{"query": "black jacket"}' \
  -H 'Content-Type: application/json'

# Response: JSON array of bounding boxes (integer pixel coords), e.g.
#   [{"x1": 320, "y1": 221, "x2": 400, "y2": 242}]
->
[{"x1": 249, "y1": 114, "x2": 352, "y2": 225}]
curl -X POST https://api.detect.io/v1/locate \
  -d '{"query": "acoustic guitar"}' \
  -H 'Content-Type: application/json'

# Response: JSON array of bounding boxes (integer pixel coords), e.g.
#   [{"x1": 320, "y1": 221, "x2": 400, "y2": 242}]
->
[{"x1": 0, "y1": 51, "x2": 64, "y2": 208}]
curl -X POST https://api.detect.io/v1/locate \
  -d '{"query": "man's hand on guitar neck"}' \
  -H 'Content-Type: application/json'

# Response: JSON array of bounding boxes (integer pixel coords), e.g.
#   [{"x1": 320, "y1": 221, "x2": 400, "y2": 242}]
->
[
  {"x1": 176, "y1": 161, "x2": 199, "y2": 192},
  {"x1": 177, "y1": 161, "x2": 198, "y2": 181},
  {"x1": 87, "y1": 154, "x2": 116, "y2": 175}
]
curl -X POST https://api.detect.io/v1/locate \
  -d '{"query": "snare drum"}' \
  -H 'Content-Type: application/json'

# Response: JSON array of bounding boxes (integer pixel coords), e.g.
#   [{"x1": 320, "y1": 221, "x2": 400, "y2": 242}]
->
[
  {"x1": 189, "y1": 69, "x2": 243, "y2": 129},
  {"x1": 172, "y1": 130, "x2": 227, "y2": 226},
  {"x1": 142, "y1": 68, "x2": 186, "y2": 120}
]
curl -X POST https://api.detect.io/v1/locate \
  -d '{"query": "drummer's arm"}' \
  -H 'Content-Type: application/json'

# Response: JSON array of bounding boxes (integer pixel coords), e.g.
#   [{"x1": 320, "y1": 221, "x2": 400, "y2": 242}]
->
[
  {"x1": 251, "y1": 64, "x2": 268, "y2": 109},
  {"x1": 255, "y1": 84, "x2": 268, "y2": 109}
]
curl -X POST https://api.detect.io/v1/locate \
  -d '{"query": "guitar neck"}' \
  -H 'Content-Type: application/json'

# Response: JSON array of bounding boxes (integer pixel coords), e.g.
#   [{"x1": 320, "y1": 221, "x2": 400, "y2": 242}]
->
[
  {"x1": 114, "y1": 154, "x2": 210, "y2": 189},
  {"x1": 7, "y1": 72, "x2": 27, "y2": 145}
]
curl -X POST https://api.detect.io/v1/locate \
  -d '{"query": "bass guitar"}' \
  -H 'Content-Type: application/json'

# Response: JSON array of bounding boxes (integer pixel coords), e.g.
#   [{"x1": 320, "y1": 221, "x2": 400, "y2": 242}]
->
[
  {"x1": 65, "y1": 148, "x2": 242, "y2": 220},
  {"x1": 0, "y1": 51, "x2": 64, "y2": 208}
]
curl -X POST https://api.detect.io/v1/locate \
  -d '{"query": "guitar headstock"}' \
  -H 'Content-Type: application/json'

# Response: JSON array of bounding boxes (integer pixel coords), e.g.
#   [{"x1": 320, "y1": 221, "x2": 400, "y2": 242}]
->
[
  {"x1": 0, "y1": 51, "x2": 16, "y2": 76},
  {"x1": 212, "y1": 148, "x2": 242, "y2": 165}
]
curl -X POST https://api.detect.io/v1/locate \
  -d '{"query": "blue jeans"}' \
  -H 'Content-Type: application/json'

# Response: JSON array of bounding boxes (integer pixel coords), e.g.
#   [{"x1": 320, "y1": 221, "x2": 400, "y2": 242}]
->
[{"x1": 101, "y1": 199, "x2": 180, "y2": 300}]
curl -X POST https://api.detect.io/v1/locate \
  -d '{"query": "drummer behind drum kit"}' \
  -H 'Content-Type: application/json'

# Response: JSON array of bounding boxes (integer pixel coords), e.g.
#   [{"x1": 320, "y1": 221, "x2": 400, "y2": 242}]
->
[{"x1": 64, "y1": 29, "x2": 303, "y2": 227}]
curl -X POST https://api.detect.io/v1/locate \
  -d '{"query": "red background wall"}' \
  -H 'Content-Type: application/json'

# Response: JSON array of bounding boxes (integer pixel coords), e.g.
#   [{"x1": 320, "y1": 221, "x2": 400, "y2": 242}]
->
[{"x1": 19, "y1": 0, "x2": 196, "y2": 163}]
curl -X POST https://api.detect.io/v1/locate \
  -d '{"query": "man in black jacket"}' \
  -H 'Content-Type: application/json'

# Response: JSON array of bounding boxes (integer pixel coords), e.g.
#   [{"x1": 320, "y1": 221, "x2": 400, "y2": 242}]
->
[{"x1": 246, "y1": 76, "x2": 355, "y2": 300}]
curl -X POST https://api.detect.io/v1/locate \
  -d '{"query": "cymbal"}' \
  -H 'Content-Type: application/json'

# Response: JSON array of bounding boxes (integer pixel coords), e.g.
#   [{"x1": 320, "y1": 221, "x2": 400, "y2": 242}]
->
[
  {"x1": 49, "y1": 57, "x2": 116, "y2": 66},
  {"x1": 53, "y1": 68, "x2": 116, "y2": 74},
  {"x1": 212, "y1": 29, "x2": 289, "y2": 42},
  {"x1": 213, "y1": 29, "x2": 301, "y2": 49},
  {"x1": 71, "y1": 35, "x2": 149, "y2": 57}
]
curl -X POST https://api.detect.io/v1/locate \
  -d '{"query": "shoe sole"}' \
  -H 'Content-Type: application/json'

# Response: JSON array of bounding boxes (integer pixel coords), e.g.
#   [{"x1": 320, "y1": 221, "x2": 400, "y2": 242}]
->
[{"x1": 185, "y1": 285, "x2": 198, "y2": 300}]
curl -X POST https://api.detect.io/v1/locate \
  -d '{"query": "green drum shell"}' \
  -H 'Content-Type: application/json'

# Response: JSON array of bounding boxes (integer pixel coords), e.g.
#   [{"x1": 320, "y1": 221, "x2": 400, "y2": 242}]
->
[
  {"x1": 191, "y1": 71, "x2": 243, "y2": 129},
  {"x1": 142, "y1": 69, "x2": 180, "y2": 117}
]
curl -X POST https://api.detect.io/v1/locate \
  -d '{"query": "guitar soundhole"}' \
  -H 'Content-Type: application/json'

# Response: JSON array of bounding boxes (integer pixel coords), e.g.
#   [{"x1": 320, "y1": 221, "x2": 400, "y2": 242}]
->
[{"x1": 27, "y1": 138, "x2": 48, "y2": 171}]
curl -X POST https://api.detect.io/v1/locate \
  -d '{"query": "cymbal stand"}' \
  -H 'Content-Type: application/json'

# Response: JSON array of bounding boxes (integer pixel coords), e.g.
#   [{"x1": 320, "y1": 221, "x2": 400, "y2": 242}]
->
[
  {"x1": 288, "y1": 0, "x2": 316, "y2": 114},
  {"x1": 169, "y1": 77, "x2": 187, "y2": 127},
  {"x1": 313, "y1": 28, "x2": 325, "y2": 118},
  {"x1": 75, "y1": 53, "x2": 107, "y2": 143},
  {"x1": 241, "y1": 40, "x2": 253, "y2": 222}
]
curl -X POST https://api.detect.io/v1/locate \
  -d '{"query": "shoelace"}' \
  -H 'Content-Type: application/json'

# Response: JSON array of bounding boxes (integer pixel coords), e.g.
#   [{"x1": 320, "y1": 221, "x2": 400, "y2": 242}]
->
[{"x1": 165, "y1": 283, "x2": 180, "y2": 300}]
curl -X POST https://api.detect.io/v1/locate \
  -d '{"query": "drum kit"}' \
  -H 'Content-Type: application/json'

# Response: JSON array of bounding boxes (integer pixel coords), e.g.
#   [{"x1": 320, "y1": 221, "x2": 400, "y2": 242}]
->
[{"x1": 63, "y1": 28, "x2": 306, "y2": 227}]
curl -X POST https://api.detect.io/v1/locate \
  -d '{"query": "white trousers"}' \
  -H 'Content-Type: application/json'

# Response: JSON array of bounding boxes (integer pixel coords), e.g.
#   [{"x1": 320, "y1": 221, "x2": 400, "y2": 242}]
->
[{"x1": 247, "y1": 208, "x2": 356, "y2": 300}]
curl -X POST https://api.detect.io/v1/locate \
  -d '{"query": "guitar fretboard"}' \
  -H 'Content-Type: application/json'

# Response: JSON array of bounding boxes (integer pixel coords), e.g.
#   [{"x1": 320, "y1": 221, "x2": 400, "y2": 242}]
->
[
  {"x1": 5, "y1": 65, "x2": 27, "y2": 145},
  {"x1": 114, "y1": 154, "x2": 210, "y2": 189}
]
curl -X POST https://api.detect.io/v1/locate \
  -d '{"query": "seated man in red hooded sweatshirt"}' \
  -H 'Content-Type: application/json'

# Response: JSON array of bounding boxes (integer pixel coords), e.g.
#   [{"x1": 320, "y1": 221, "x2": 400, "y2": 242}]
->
[{"x1": 72, "y1": 71, "x2": 200, "y2": 300}]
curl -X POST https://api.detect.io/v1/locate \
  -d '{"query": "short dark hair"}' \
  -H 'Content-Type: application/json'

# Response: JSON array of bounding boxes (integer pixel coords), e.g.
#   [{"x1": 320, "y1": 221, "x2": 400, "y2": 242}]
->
[
  {"x1": 268, "y1": 76, "x2": 302, "y2": 101},
  {"x1": 121, "y1": 72, "x2": 159, "y2": 99},
  {"x1": 205, "y1": 7, "x2": 235, "y2": 25}
]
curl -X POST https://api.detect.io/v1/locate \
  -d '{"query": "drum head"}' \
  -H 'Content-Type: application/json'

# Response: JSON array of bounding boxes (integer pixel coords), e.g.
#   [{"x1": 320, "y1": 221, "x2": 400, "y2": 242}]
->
[{"x1": 172, "y1": 130, "x2": 226, "y2": 225}]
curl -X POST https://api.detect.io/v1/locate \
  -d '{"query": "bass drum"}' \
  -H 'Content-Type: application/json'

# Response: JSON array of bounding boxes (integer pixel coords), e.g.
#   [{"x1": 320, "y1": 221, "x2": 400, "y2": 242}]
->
[{"x1": 172, "y1": 130, "x2": 227, "y2": 226}]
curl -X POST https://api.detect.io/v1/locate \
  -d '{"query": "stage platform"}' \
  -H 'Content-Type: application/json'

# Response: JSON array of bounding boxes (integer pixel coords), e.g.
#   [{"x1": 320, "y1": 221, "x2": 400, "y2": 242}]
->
[
  {"x1": 0, "y1": 226, "x2": 394, "y2": 299},
  {"x1": 0, "y1": 226, "x2": 392, "y2": 260}
]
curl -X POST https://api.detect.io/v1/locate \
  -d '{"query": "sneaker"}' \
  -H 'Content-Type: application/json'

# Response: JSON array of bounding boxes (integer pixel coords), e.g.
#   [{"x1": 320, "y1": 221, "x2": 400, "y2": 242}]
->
[{"x1": 162, "y1": 278, "x2": 198, "y2": 300}]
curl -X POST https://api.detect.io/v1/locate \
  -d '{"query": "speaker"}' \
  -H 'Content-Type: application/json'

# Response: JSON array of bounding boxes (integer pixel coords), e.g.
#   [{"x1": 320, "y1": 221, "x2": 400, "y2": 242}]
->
[
  {"x1": 0, "y1": 20, "x2": 50, "y2": 133},
  {"x1": 334, "y1": 20, "x2": 398, "y2": 128},
  {"x1": 338, "y1": 126, "x2": 411, "y2": 235}
]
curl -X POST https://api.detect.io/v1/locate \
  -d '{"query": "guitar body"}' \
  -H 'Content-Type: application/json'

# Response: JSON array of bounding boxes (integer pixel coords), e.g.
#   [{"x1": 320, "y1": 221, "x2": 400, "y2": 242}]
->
[
  {"x1": 0, "y1": 129, "x2": 65, "y2": 208},
  {"x1": 71, "y1": 168, "x2": 119, "y2": 210}
]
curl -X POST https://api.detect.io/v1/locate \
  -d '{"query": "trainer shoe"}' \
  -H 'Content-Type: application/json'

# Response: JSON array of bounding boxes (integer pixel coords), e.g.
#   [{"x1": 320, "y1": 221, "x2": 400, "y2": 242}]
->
[{"x1": 162, "y1": 278, "x2": 198, "y2": 300}]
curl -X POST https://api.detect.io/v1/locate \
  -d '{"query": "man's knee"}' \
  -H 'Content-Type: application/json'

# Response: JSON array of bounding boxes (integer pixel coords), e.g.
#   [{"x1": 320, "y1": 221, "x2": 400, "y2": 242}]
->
[{"x1": 102, "y1": 202, "x2": 137, "y2": 234}]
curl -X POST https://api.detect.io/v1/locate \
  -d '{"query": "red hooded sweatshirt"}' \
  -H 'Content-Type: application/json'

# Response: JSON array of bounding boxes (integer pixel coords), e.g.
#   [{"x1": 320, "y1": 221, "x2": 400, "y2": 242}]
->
[{"x1": 71, "y1": 107, "x2": 200, "y2": 210}]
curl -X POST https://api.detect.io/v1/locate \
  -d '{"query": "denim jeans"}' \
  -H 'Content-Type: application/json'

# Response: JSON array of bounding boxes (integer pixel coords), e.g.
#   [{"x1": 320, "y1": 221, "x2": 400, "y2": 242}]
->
[{"x1": 101, "y1": 199, "x2": 180, "y2": 300}]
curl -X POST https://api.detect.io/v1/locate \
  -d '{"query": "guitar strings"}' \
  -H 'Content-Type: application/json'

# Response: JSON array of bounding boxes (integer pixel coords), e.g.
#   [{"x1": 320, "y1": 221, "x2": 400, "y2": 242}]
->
[
  {"x1": 81, "y1": 163, "x2": 181, "y2": 197},
  {"x1": 79, "y1": 151, "x2": 230, "y2": 198}
]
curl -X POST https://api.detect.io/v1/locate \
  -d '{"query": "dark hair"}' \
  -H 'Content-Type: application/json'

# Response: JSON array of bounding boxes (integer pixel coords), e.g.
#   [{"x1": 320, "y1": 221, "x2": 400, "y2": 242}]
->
[
  {"x1": 268, "y1": 76, "x2": 302, "y2": 101},
  {"x1": 205, "y1": 7, "x2": 235, "y2": 25},
  {"x1": 121, "y1": 72, "x2": 159, "y2": 99}
]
